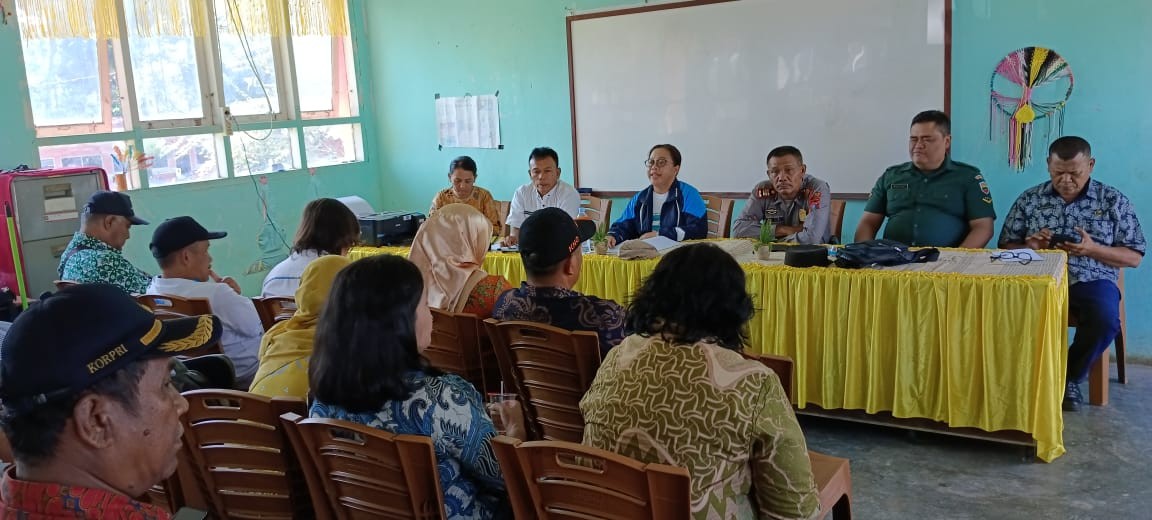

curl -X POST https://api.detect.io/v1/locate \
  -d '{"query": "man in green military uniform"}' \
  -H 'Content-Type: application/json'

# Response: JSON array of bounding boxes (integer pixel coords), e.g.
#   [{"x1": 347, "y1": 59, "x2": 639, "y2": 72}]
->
[
  {"x1": 855, "y1": 110, "x2": 996, "y2": 248},
  {"x1": 58, "y1": 191, "x2": 152, "y2": 294}
]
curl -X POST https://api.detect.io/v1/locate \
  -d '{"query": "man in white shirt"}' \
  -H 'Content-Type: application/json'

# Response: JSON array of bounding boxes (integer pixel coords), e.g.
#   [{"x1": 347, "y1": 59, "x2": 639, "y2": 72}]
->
[
  {"x1": 146, "y1": 216, "x2": 262, "y2": 387},
  {"x1": 501, "y1": 147, "x2": 582, "y2": 246}
]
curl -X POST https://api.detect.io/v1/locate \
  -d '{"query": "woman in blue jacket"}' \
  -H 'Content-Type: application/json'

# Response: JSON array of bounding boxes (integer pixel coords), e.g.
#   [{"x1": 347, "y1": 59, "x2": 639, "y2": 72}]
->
[{"x1": 607, "y1": 144, "x2": 708, "y2": 247}]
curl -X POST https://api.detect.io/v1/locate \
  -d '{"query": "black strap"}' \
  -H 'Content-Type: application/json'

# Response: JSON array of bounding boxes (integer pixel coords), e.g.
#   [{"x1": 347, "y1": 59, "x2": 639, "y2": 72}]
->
[{"x1": 60, "y1": 244, "x2": 92, "y2": 271}]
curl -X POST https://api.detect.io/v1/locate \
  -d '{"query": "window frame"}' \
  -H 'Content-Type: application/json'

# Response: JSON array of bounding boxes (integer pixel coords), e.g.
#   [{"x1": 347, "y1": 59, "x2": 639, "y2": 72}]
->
[{"x1": 23, "y1": 0, "x2": 365, "y2": 190}]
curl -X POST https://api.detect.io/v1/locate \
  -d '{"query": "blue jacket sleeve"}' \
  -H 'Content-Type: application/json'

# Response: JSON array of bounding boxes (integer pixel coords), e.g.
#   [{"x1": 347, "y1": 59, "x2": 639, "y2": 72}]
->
[
  {"x1": 609, "y1": 194, "x2": 640, "y2": 242},
  {"x1": 678, "y1": 186, "x2": 709, "y2": 240}
]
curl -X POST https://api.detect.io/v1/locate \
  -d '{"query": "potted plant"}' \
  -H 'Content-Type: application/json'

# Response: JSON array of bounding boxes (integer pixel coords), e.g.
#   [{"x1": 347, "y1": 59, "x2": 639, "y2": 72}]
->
[
  {"x1": 591, "y1": 229, "x2": 609, "y2": 255},
  {"x1": 755, "y1": 221, "x2": 776, "y2": 260}
]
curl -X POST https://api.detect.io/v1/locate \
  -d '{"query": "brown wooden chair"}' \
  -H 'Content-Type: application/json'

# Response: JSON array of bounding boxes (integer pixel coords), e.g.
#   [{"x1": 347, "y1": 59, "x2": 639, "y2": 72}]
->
[
  {"x1": 829, "y1": 199, "x2": 847, "y2": 244},
  {"x1": 279, "y1": 413, "x2": 446, "y2": 520},
  {"x1": 491, "y1": 435, "x2": 692, "y2": 520},
  {"x1": 179, "y1": 390, "x2": 311, "y2": 519},
  {"x1": 579, "y1": 193, "x2": 613, "y2": 233},
  {"x1": 1082, "y1": 270, "x2": 1128, "y2": 406},
  {"x1": 702, "y1": 195, "x2": 734, "y2": 238},
  {"x1": 136, "y1": 295, "x2": 222, "y2": 357},
  {"x1": 483, "y1": 319, "x2": 601, "y2": 442},
  {"x1": 742, "y1": 351, "x2": 853, "y2": 519},
  {"x1": 52, "y1": 280, "x2": 79, "y2": 291},
  {"x1": 428, "y1": 308, "x2": 502, "y2": 394},
  {"x1": 253, "y1": 296, "x2": 298, "y2": 331},
  {"x1": 497, "y1": 200, "x2": 511, "y2": 237}
]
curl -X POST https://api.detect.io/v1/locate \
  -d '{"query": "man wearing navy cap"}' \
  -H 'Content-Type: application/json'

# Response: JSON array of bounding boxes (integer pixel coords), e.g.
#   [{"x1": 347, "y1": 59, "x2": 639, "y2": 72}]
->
[
  {"x1": 58, "y1": 191, "x2": 152, "y2": 294},
  {"x1": 0, "y1": 283, "x2": 221, "y2": 519},
  {"x1": 146, "y1": 216, "x2": 262, "y2": 387},
  {"x1": 492, "y1": 207, "x2": 626, "y2": 356}
]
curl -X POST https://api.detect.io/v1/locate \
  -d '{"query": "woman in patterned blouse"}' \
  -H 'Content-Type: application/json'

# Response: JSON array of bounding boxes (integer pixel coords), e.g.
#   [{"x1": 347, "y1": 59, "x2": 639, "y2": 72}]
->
[
  {"x1": 308, "y1": 255, "x2": 525, "y2": 519},
  {"x1": 428, "y1": 156, "x2": 503, "y2": 235},
  {"x1": 409, "y1": 203, "x2": 512, "y2": 319},
  {"x1": 580, "y1": 243, "x2": 820, "y2": 519}
]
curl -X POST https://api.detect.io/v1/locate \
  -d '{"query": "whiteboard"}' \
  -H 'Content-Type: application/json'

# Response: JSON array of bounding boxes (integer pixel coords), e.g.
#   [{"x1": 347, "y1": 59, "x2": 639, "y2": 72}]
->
[{"x1": 569, "y1": 0, "x2": 946, "y2": 194}]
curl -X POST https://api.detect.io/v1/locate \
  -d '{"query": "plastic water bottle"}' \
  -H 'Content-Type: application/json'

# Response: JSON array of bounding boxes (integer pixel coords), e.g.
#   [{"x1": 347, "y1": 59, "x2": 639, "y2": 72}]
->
[{"x1": 577, "y1": 207, "x2": 592, "y2": 253}]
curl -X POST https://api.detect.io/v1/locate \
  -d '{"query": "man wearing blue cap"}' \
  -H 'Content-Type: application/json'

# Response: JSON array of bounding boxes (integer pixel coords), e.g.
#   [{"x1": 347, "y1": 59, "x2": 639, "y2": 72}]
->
[
  {"x1": 0, "y1": 283, "x2": 221, "y2": 518},
  {"x1": 58, "y1": 191, "x2": 152, "y2": 294},
  {"x1": 146, "y1": 216, "x2": 262, "y2": 387}
]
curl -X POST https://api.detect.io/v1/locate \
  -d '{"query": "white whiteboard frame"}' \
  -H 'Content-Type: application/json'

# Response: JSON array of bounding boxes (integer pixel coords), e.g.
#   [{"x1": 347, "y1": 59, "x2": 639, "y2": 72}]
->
[{"x1": 566, "y1": 0, "x2": 951, "y2": 198}]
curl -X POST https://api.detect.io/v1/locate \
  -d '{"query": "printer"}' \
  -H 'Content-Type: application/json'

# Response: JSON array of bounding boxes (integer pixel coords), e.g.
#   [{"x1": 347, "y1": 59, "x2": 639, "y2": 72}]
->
[{"x1": 359, "y1": 211, "x2": 426, "y2": 246}]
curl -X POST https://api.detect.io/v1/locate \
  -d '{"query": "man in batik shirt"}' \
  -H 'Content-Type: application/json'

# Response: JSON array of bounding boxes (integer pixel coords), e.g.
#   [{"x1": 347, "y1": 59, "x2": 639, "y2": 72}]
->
[
  {"x1": 999, "y1": 136, "x2": 1145, "y2": 412},
  {"x1": 492, "y1": 208, "x2": 625, "y2": 356},
  {"x1": 58, "y1": 191, "x2": 152, "y2": 294}
]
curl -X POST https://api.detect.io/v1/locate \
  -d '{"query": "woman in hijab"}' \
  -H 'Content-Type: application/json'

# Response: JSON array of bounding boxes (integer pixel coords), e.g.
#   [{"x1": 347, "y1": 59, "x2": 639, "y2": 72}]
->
[
  {"x1": 409, "y1": 203, "x2": 512, "y2": 318},
  {"x1": 249, "y1": 255, "x2": 350, "y2": 398}
]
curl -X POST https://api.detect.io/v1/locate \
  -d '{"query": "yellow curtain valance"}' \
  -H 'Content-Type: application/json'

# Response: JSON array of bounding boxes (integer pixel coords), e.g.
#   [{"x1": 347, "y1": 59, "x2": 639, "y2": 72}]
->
[{"x1": 16, "y1": 0, "x2": 349, "y2": 40}]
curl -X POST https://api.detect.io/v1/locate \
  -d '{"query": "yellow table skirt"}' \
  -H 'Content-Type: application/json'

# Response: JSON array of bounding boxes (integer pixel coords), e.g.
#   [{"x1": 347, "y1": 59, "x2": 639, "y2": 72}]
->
[{"x1": 349, "y1": 246, "x2": 1068, "y2": 461}]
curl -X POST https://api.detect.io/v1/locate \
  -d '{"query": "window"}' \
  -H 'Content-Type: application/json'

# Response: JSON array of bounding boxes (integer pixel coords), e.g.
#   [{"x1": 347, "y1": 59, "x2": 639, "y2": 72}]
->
[{"x1": 18, "y1": 0, "x2": 363, "y2": 189}]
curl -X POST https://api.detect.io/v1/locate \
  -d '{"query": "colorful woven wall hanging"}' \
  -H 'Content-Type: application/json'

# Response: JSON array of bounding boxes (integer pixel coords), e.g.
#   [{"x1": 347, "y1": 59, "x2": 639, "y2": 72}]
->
[{"x1": 989, "y1": 47, "x2": 1074, "y2": 171}]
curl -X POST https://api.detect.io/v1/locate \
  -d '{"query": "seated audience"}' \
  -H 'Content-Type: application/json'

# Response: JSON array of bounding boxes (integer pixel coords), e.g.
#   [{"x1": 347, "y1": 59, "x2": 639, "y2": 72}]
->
[
  {"x1": 998, "y1": 136, "x2": 1145, "y2": 412},
  {"x1": 262, "y1": 197, "x2": 360, "y2": 298},
  {"x1": 732, "y1": 146, "x2": 832, "y2": 243},
  {"x1": 429, "y1": 156, "x2": 502, "y2": 235},
  {"x1": 493, "y1": 208, "x2": 626, "y2": 356},
  {"x1": 147, "y1": 216, "x2": 262, "y2": 388},
  {"x1": 58, "y1": 191, "x2": 151, "y2": 294},
  {"x1": 855, "y1": 110, "x2": 995, "y2": 247},
  {"x1": 501, "y1": 147, "x2": 581, "y2": 246},
  {"x1": 580, "y1": 243, "x2": 819, "y2": 519},
  {"x1": 308, "y1": 254, "x2": 524, "y2": 520},
  {"x1": 250, "y1": 255, "x2": 350, "y2": 398},
  {"x1": 607, "y1": 144, "x2": 707, "y2": 247},
  {"x1": 0, "y1": 283, "x2": 221, "y2": 518},
  {"x1": 409, "y1": 203, "x2": 512, "y2": 318}
]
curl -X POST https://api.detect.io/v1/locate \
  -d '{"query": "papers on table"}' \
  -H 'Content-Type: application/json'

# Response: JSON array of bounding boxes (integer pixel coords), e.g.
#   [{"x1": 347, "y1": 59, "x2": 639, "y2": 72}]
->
[{"x1": 641, "y1": 235, "x2": 680, "y2": 251}]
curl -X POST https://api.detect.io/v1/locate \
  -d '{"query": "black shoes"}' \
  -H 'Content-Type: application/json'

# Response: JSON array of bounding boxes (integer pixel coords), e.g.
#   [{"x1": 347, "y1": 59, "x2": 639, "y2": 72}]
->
[{"x1": 1063, "y1": 381, "x2": 1083, "y2": 412}]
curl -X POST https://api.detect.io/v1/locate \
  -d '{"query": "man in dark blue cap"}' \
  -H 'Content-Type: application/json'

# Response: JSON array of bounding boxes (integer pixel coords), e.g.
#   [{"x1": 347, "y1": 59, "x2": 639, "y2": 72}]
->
[
  {"x1": 0, "y1": 283, "x2": 221, "y2": 519},
  {"x1": 58, "y1": 191, "x2": 152, "y2": 294},
  {"x1": 146, "y1": 216, "x2": 262, "y2": 387}
]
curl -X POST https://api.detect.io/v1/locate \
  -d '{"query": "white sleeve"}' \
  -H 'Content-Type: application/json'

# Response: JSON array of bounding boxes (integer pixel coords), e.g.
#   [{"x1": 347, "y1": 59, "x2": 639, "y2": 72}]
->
[
  {"x1": 506, "y1": 187, "x2": 528, "y2": 229},
  {"x1": 559, "y1": 184, "x2": 582, "y2": 218},
  {"x1": 210, "y1": 285, "x2": 265, "y2": 338}
]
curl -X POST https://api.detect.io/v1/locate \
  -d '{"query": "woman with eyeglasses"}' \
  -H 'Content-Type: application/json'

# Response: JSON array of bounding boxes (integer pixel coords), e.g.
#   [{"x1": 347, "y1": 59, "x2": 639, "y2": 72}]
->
[{"x1": 606, "y1": 144, "x2": 708, "y2": 247}]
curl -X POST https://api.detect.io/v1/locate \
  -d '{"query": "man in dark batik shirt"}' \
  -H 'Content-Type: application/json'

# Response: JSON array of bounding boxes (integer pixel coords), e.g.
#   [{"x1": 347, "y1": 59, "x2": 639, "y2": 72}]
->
[{"x1": 493, "y1": 208, "x2": 625, "y2": 356}]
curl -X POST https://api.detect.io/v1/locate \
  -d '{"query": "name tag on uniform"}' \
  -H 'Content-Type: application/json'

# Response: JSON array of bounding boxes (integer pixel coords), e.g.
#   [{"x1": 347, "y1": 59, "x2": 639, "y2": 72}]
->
[
  {"x1": 764, "y1": 207, "x2": 784, "y2": 222},
  {"x1": 891, "y1": 184, "x2": 909, "y2": 190}
]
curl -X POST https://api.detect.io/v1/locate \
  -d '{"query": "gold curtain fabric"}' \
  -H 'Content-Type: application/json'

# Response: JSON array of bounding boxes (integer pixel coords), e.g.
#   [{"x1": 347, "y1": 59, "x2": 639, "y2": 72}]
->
[
  {"x1": 349, "y1": 246, "x2": 1069, "y2": 462},
  {"x1": 17, "y1": 0, "x2": 349, "y2": 40}
]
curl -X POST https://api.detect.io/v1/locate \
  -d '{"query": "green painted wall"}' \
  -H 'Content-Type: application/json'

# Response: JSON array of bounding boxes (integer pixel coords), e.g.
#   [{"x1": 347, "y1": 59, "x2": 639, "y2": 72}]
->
[{"x1": 0, "y1": 1, "x2": 383, "y2": 295}]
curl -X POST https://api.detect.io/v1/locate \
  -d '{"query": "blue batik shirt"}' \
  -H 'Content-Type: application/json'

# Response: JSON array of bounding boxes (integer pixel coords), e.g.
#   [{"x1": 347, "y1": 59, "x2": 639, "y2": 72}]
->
[
  {"x1": 999, "y1": 179, "x2": 1145, "y2": 284},
  {"x1": 310, "y1": 372, "x2": 509, "y2": 520},
  {"x1": 492, "y1": 283, "x2": 626, "y2": 357}
]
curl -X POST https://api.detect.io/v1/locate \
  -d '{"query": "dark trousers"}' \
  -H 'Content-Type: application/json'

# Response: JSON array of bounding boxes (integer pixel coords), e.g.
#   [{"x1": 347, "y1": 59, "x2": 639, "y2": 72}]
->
[{"x1": 1068, "y1": 280, "x2": 1121, "y2": 384}]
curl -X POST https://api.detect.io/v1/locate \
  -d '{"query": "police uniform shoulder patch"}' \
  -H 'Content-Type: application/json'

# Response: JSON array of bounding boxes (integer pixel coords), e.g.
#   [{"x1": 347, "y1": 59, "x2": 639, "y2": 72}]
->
[
  {"x1": 982, "y1": 197, "x2": 993, "y2": 204},
  {"x1": 979, "y1": 181, "x2": 990, "y2": 195}
]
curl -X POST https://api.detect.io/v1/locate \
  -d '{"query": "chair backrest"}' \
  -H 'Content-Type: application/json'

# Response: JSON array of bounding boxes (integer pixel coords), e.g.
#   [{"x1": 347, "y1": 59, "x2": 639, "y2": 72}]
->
[
  {"x1": 179, "y1": 390, "x2": 311, "y2": 519},
  {"x1": 136, "y1": 295, "x2": 222, "y2": 357},
  {"x1": 53, "y1": 280, "x2": 79, "y2": 291},
  {"x1": 427, "y1": 308, "x2": 501, "y2": 394},
  {"x1": 279, "y1": 413, "x2": 446, "y2": 520},
  {"x1": 253, "y1": 296, "x2": 298, "y2": 331},
  {"x1": 137, "y1": 294, "x2": 213, "y2": 319},
  {"x1": 483, "y1": 319, "x2": 601, "y2": 442},
  {"x1": 497, "y1": 200, "x2": 511, "y2": 236},
  {"x1": 579, "y1": 194, "x2": 613, "y2": 233},
  {"x1": 829, "y1": 199, "x2": 846, "y2": 244},
  {"x1": 741, "y1": 351, "x2": 794, "y2": 402},
  {"x1": 491, "y1": 436, "x2": 692, "y2": 520},
  {"x1": 702, "y1": 195, "x2": 734, "y2": 238}
]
